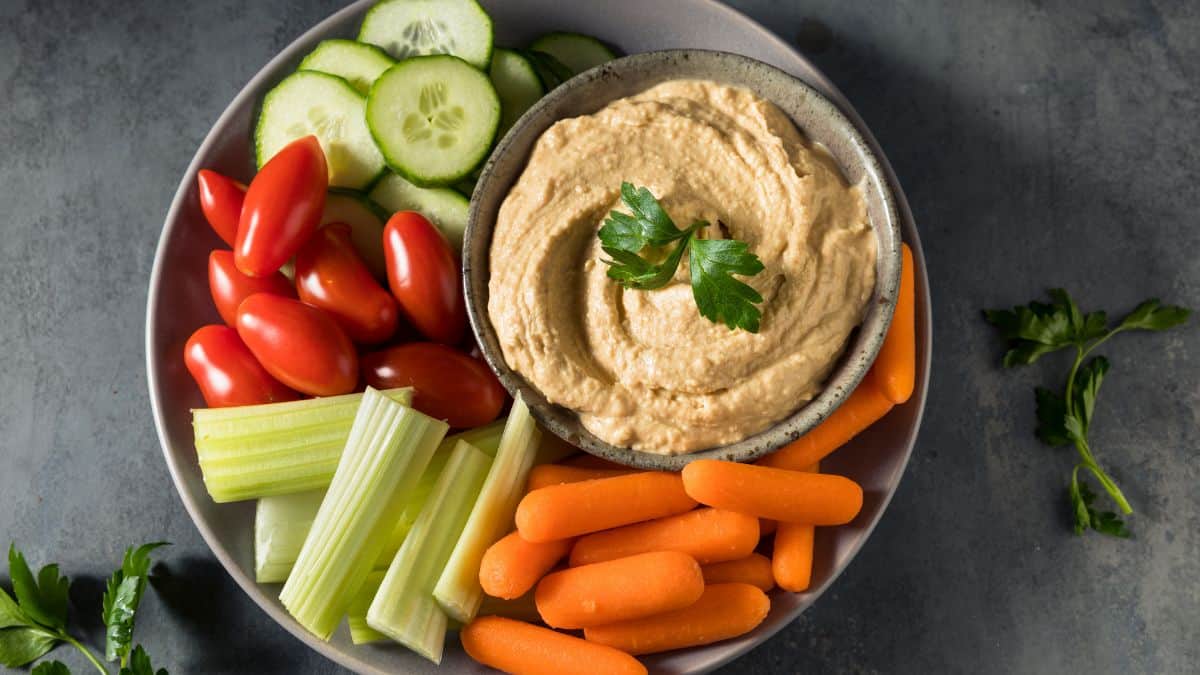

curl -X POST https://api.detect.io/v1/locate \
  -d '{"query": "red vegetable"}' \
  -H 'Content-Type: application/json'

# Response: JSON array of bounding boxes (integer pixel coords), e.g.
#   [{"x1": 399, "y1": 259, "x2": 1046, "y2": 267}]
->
[
  {"x1": 208, "y1": 250, "x2": 294, "y2": 327},
  {"x1": 184, "y1": 325, "x2": 297, "y2": 407},
  {"x1": 383, "y1": 211, "x2": 466, "y2": 344},
  {"x1": 235, "y1": 136, "x2": 327, "y2": 277},
  {"x1": 236, "y1": 293, "x2": 358, "y2": 396},
  {"x1": 362, "y1": 342, "x2": 504, "y2": 428},
  {"x1": 196, "y1": 170, "x2": 245, "y2": 246},
  {"x1": 294, "y1": 223, "x2": 399, "y2": 344}
]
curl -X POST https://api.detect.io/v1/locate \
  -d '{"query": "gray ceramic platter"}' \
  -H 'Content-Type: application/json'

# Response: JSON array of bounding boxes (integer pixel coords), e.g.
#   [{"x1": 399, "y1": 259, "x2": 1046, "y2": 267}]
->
[{"x1": 145, "y1": 1, "x2": 933, "y2": 673}]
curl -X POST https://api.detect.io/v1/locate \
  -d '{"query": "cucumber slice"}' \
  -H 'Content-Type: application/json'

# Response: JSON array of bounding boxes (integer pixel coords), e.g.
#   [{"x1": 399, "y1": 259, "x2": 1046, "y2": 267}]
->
[
  {"x1": 523, "y1": 49, "x2": 572, "y2": 90},
  {"x1": 299, "y1": 39, "x2": 396, "y2": 95},
  {"x1": 453, "y1": 177, "x2": 476, "y2": 198},
  {"x1": 529, "y1": 32, "x2": 617, "y2": 75},
  {"x1": 322, "y1": 189, "x2": 389, "y2": 281},
  {"x1": 369, "y1": 173, "x2": 470, "y2": 250},
  {"x1": 256, "y1": 71, "x2": 385, "y2": 189},
  {"x1": 358, "y1": 0, "x2": 494, "y2": 69},
  {"x1": 367, "y1": 55, "x2": 500, "y2": 187},
  {"x1": 489, "y1": 48, "x2": 544, "y2": 137}
]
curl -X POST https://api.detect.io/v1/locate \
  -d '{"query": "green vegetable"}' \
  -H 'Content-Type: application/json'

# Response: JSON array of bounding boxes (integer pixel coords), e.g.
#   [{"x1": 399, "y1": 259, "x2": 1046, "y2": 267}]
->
[
  {"x1": 985, "y1": 290, "x2": 1190, "y2": 536},
  {"x1": 117, "y1": 646, "x2": 166, "y2": 675},
  {"x1": 598, "y1": 182, "x2": 765, "y2": 332},
  {"x1": 346, "y1": 571, "x2": 387, "y2": 645},
  {"x1": 433, "y1": 396, "x2": 540, "y2": 623},
  {"x1": 279, "y1": 387, "x2": 448, "y2": 640},
  {"x1": 367, "y1": 440, "x2": 491, "y2": 662},
  {"x1": 2, "y1": 543, "x2": 168, "y2": 674},
  {"x1": 193, "y1": 387, "x2": 412, "y2": 503}
]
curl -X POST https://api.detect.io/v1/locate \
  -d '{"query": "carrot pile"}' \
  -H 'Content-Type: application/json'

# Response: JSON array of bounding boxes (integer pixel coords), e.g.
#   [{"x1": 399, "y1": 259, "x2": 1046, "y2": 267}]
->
[{"x1": 461, "y1": 244, "x2": 917, "y2": 674}]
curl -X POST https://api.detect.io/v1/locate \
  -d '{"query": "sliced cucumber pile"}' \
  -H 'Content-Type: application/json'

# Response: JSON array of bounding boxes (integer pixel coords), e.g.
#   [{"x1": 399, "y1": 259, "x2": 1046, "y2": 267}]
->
[
  {"x1": 359, "y1": 0, "x2": 493, "y2": 69},
  {"x1": 367, "y1": 55, "x2": 500, "y2": 187},
  {"x1": 369, "y1": 173, "x2": 470, "y2": 250},
  {"x1": 523, "y1": 49, "x2": 573, "y2": 90},
  {"x1": 321, "y1": 189, "x2": 390, "y2": 280},
  {"x1": 256, "y1": 71, "x2": 385, "y2": 189},
  {"x1": 489, "y1": 48, "x2": 544, "y2": 137},
  {"x1": 529, "y1": 32, "x2": 617, "y2": 76},
  {"x1": 299, "y1": 39, "x2": 396, "y2": 95}
]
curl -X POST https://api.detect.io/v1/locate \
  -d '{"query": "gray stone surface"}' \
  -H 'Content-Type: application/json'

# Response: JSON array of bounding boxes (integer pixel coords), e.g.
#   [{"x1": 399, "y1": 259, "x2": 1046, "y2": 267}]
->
[{"x1": 0, "y1": 0, "x2": 1196, "y2": 673}]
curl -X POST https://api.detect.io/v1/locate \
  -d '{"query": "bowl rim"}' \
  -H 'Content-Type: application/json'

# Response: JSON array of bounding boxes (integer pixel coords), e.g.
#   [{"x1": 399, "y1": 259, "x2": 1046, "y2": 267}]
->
[{"x1": 463, "y1": 48, "x2": 902, "y2": 471}]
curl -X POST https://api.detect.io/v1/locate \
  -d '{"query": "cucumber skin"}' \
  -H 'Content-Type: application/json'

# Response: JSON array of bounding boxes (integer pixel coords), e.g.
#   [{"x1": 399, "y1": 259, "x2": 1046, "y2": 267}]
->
[
  {"x1": 357, "y1": 0, "x2": 495, "y2": 71},
  {"x1": 298, "y1": 39, "x2": 396, "y2": 94},
  {"x1": 523, "y1": 49, "x2": 573, "y2": 90},
  {"x1": 366, "y1": 55, "x2": 501, "y2": 188},
  {"x1": 327, "y1": 187, "x2": 391, "y2": 222},
  {"x1": 529, "y1": 32, "x2": 618, "y2": 74}
]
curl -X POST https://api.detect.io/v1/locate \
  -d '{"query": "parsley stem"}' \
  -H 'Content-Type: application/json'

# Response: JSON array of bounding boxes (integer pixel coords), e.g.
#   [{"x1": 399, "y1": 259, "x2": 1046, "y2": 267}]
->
[{"x1": 61, "y1": 632, "x2": 109, "y2": 675}]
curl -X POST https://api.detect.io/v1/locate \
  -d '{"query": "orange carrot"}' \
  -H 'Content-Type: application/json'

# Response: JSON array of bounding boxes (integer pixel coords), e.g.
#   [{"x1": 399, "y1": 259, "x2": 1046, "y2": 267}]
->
[
  {"x1": 757, "y1": 369, "x2": 894, "y2": 471},
  {"x1": 701, "y1": 554, "x2": 775, "y2": 592},
  {"x1": 480, "y1": 530, "x2": 574, "y2": 600},
  {"x1": 516, "y1": 472, "x2": 697, "y2": 542},
  {"x1": 478, "y1": 591, "x2": 543, "y2": 624},
  {"x1": 759, "y1": 518, "x2": 777, "y2": 536},
  {"x1": 772, "y1": 461, "x2": 820, "y2": 592},
  {"x1": 462, "y1": 616, "x2": 647, "y2": 675},
  {"x1": 682, "y1": 460, "x2": 862, "y2": 525},
  {"x1": 561, "y1": 454, "x2": 629, "y2": 470},
  {"x1": 534, "y1": 551, "x2": 703, "y2": 629},
  {"x1": 569, "y1": 508, "x2": 758, "y2": 567},
  {"x1": 876, "y1": 243, "x2": 916, "y2": 404},
  {"x1": 526, "y1": 464, "x2": 633, "y2": 492},
  {"x1": 583, "y1": 583, "x2": 770, "y2": 655}
]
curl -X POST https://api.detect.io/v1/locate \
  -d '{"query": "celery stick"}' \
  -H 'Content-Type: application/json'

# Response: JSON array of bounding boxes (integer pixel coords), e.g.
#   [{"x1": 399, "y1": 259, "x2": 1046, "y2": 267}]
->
[
  {"x1": 347, "y1": 571, "x2": 387, "y2": 644},
  {"x1": 255, "y1": 490, "x2": 325, "y2": 583},
  {"x1": 367, "y1": 440, "x2": 490, "y2": 662},
  {"x1": 279, "y1": 387, "x2": 447, "y2": 640},
  {"x1": 194, "y1": 388, "x2": 412, "y2": 502},
  {"x1": 433, "y1": 396, "x2": 541, "y2": 624}
]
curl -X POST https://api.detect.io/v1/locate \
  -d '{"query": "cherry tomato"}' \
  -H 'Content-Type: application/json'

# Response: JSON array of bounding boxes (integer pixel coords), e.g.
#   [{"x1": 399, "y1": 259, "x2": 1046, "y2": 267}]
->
[
  {"x1": 236, "y1": 293, "x2": 358, "y2": 396},
  {"x1": 196, "y1": 170, "x2": 245, "y2": 246},
  {"x1": 236, "y1": 135, "x2": 328, "y2": 277},
  {"x1": 184, "y1": 325, "x2": 298, "y2": 407},
  {"x1": 362, "y1": 343, "x2": 505, "y2": 428},
  {"x1": 295, "y1": 223, "x2": 400, "y2": 344},
  {"x1": 209, "y1": 250, "x2": 295, "y2": 327},
  {"x1": 383, "y1": 211, "x2": 466, "y2": 345}
]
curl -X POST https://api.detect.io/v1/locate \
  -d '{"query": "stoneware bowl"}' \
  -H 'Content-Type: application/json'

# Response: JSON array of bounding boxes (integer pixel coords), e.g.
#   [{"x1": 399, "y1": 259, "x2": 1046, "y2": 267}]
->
[
  {"x1": 465, "y1": 49, "x2": 903, "y2": 471},
  {"x1": 146, "y1": 1, "x2": 931, "y2": 673}
]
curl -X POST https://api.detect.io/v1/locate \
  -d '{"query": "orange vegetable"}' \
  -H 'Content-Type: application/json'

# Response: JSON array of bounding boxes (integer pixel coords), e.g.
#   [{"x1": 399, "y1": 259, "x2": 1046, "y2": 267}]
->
[
  {"x1": 516, "y1": 472, "x2": 697, "y2": 542},
  {"x1": 569, "y1": 508, "x2": 758, "y2": 566},
  {"x1": 583, "y1": 583, "x2": 770, "y2": 655},
  {"x1": 876, "y1": 243, "x2": 916, "y2": 404},
  {"x1": 757, "y1": 370, "x2": 894, "y2": 471},
  {"x1": 700, "y1": 554, "x2": 775, "y2": 592},
  {"x1": 561, "y1": 454, "x2": 629, "y2": 470},
  {"x1": 480, "y1": 530, "x2": 573, "y2": 600},
  {"x1": 772, "y1": 461, "x2": 820, "y2": 592},
  {"x1": 681, "y1": 460, "x2": 862, "y2": 525},
  {"x1": 526, "y1": 464, "x2": 633, "y2": 492},
  {"x1": 462, "y1": 616, "x2": 647, "y2": 675},
  {"x1": 534, "y1": 551, "x2": 703, "y2": 629},
  {"x1": 477, "y1": 591, "x2": 542, "y2": 624},
  {"x1": 759, "y1": 518, "x2": 777, "y2": 537}
]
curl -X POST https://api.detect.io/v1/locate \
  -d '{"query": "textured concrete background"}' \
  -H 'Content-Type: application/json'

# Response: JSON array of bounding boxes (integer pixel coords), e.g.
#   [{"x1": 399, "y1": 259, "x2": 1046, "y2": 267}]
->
[{"x1": 1, "y1": 0, "x2": 1197, "y2": 673}]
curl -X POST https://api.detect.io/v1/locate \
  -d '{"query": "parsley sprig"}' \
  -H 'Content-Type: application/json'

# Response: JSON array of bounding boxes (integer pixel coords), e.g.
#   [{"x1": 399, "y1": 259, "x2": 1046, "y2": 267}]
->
[
  {"x1": 985, "y1": 289, "x2": 1190, "y2": 537},
  {"x1": 599, "y1": 182, "x2": 766, "y2": 332},
  {"x1": 1, "y1": 542, "x2": 169, "y2": 674}
]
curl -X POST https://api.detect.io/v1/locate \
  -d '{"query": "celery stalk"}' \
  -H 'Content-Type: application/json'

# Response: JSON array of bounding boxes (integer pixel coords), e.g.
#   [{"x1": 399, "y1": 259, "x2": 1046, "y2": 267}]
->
[
  {"x1": 367, "y1": 440, "x2": 491, "y2": 662},
  {"x1": 194, "y1": 388, "x2": 412, "y2": 502},
  {"x1": 433, "y1": 396, "x2": 541, "y2": 623},
  {"x1": 254, "y1": 489, "x2": 325, "y2": 583},
  {"x1": 347, "y1": 571, "x2": 387, "y2": 644},
  {"x1": 279, "y1": 387, "x2": 447, "y2": 640}
]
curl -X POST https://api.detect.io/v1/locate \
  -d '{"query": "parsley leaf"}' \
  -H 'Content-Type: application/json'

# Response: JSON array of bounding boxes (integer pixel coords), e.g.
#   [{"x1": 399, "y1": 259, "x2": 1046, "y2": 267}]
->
[
  {"x1": 0, "y1": 626, "x2": 60, "y2": 668},
  {"x1": 103, "y1": 543, "x2": 168, "y2": 664},
  {"x1": 118, "y1": 645, "x2": 167, "y2": 675},
  {"x1": 689, "y1": 238, "x2": 766, "y2": 332},
  {"x1": 8, "y1": 545, "x2": 69, "y2": 631},
  {"x1": 1070, "y1": 480, "x2": 1129, "y2": 538},
  {"x1": 32, "y1": 660, "x2": 72, "y2": 675},
  {"x1": 1117, "y1": 298, "x2": 1191, "y2": 332},
  {"x1": 1033, "y1": 387, "x2": 1071, "y2": 446}
]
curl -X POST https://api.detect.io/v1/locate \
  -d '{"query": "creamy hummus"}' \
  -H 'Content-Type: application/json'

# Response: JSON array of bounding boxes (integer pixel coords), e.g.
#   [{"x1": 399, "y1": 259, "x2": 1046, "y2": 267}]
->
[{"x1": 488, "y1": 79, "x2": 876, "y2": 454}]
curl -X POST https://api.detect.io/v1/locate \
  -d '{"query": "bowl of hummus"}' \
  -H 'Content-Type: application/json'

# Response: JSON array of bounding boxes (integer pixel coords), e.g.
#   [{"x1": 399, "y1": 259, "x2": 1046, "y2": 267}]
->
[{"x1": 465, "y1": 49, "x2": 901, "y2": 470}]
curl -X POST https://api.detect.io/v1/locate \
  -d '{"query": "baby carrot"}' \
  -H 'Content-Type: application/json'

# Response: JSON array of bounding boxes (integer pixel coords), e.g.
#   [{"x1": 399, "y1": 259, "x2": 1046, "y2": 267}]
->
[
  {"x1": 480, "y1": 530, "x2": 574, "y2": 600},
  {"x1": 462, "y1": 616, "x2": 647, "y2": 675},
  {"x1": 535, "y1": 551, "x2": 704, "y2": 629},
  {"x1": 569, "y1": 508, "x2": 758, "y2": 566},
  {"x1": 583, "y1": 583, "x2": 770, "y2": 655},
  {"x1": 772, "y1": 461, "x2": 819, "y2": 592},
  {"x1": 682, "y1": 460, "x2": 862, "y2": 525},
  {"x1": 759, "y1": 518, "x2": 777, "y2": 536},
  {"x1": 701, "y1": 554, "x2": 775, "y2": 592},
  {"x1": 516, "y1": 472, "x2": 697, "y2": 542},
  {"x1": 478, "y1": 591, "x2": 543, "y2": 624},
  {"x1": 875, "y1": 243, "x2": 916, "y2": 404},
  {"x1": 526, "y1": 464, "x2": 633, "y2": 491},
  {"x1": 757, "y1": 369, "x2": 893, "y2": 471},
  {"x1": 561, "y1": 454, "x2": 629, "y2": 470}
]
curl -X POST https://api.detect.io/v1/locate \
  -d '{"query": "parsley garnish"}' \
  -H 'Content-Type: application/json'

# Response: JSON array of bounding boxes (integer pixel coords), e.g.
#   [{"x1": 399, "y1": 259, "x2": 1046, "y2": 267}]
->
[
  {"x1": 598, "y1": 182, "x2": 765, "y2": 332},
  {"x1": 985, "y1": 290, "x2": 1190, "y2": 537}
]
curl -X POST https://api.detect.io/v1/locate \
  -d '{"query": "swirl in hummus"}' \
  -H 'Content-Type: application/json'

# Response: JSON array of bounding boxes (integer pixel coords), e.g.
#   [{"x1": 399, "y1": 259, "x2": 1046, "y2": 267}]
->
[{"x1": 488, "y1": 79, "x2": 876, "y2": 454}]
